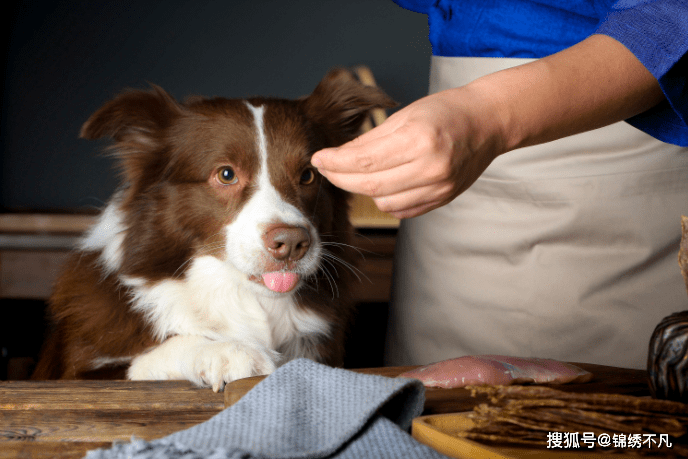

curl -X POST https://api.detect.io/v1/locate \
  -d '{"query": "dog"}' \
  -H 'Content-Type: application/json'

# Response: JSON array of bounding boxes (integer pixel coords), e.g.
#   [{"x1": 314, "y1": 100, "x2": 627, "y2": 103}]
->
[{"x1": 31, "y1": 69, "x2": 395, "y2": 391}]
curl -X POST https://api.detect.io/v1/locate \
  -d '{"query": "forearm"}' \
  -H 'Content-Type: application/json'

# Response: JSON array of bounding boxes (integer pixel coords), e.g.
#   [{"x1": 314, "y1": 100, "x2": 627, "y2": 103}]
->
[
  {"x1": 462, "y1": 34, "x2": 665, "y2": 154},
  {"x1": 309, "y1": 34, "x2": 668, "y2": 218}
]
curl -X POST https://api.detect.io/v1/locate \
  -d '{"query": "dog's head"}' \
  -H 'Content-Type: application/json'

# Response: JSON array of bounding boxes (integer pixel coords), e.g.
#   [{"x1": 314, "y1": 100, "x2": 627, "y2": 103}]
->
[{"x1": 81, "y1": 69, "x2": 395, "y2": 296}]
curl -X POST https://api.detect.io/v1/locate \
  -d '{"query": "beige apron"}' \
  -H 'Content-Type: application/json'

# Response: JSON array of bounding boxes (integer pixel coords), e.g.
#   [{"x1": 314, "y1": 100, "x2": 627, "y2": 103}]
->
[{"x1": 385, "y1": 56, "x2": 688, "y2": 370}]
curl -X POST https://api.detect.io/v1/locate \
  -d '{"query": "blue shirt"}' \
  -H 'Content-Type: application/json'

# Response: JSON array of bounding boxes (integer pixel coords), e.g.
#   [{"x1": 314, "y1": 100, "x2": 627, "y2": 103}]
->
[{"x1": 393, "y1": 0, "x2": 688, "y2": 146}]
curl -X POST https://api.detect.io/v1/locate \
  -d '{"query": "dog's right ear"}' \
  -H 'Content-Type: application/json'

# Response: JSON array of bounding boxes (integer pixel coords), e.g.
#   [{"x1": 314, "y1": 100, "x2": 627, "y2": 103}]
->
[
  {"x1": 81, "y1": 85, "x2": 184, "y2": 182},
  {"x1": 80, "y1": 85, "x2": 183, "y2": 148}
]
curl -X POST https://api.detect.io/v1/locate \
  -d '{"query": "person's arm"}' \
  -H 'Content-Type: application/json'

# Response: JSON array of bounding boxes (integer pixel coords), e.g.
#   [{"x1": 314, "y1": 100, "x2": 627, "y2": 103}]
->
[
  {"x1": 491, "y1": 33, "x2": 664, "y2": 151},
  {"x1": 311, "y1": 34, "x2": 664, "y2": 219}
]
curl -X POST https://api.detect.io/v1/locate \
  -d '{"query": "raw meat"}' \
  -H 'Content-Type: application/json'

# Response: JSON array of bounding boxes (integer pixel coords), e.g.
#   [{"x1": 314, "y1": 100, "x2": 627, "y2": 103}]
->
[{"x1": 398, "y1": 355, "x2": 593, "y2": 388}]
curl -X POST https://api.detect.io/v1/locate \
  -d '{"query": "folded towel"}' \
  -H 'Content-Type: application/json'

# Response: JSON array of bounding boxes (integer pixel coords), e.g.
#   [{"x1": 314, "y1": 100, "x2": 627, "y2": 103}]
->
[{"x1": 84, "y1": 358, "x2": 449, "y2": 458}]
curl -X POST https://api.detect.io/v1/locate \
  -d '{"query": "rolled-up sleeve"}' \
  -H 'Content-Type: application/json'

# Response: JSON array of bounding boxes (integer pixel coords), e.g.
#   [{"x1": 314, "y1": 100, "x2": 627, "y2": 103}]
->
[{"x1": 596, "y1": 0, "x2": 688, "y2": 146}]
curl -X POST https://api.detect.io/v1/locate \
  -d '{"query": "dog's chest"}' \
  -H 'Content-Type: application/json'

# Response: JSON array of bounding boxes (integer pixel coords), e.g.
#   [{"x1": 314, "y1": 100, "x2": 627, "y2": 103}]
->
[{"x1": 125, "y1": 255, "x2": 329, "y2": 350}]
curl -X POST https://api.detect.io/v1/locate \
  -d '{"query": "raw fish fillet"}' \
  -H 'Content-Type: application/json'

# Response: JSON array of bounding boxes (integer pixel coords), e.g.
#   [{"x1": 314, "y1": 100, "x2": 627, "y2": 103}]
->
[{"x1": 398, "y1": 355, "x2": 593, "y2": 388}]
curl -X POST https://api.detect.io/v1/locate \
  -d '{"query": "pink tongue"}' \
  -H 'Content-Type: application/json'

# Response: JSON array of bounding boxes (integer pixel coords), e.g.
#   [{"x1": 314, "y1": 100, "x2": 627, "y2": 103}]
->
[{"x1": 262, "y1": 272, "x2": 300, "y2": 293}]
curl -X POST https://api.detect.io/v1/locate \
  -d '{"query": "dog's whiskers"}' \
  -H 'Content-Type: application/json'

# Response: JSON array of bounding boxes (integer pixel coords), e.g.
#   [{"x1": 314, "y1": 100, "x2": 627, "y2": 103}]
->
[
  {"x1": 321, "y1": 240, "x2": 374, "y2": 261},
  {"x1": 172, "y1": 257, "x2": 198, "y2": 280},
  {"x1": 320, "y1": 249, "x2": 368, "y2": 284},
  {"x1": 172, "y1": 238, "x2": 228, "y2": 280},
  {"x1": 170, "y1": 227, "x2": 262, "y2": 280},
  {"x1": 320, "y1": 265, "x2": 339, "y2": 300},
  {"x1": 305, "y1": 258, "x2": 339, "y2": 300}
]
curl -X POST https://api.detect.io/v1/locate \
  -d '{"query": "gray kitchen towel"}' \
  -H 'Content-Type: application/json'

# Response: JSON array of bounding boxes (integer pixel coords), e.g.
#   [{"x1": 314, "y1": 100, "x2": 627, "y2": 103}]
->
[{"x1": 84, "y1": 358, "x2": 449, "y2": 459}]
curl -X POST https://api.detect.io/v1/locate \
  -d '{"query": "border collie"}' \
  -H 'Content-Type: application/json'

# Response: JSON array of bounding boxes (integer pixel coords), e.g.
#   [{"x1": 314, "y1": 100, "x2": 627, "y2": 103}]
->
[{"x1": 32, "y1": 69, "x2": 395, "y2": 391}]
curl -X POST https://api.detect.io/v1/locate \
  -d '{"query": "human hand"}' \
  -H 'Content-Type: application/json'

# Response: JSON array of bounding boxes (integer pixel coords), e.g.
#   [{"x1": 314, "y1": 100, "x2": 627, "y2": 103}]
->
[
  {"x1": 311, "y1": 34, "x2": 665, "y2": 220},
  {"x1": 310, "y1": 86, "x2": 505, "y2": 219}
]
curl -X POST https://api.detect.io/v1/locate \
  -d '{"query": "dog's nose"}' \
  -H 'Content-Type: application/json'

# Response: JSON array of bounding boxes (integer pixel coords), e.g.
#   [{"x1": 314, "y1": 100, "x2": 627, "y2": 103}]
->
[{"x1": 263, "y1": 225, "x2": 310, "y2": 261}]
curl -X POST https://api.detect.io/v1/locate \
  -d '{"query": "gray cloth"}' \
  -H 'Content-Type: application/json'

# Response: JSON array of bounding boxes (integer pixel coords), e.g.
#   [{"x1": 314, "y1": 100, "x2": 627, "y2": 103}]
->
[{"x1": 84, "y1": 359, "x2": 449, "y2": 459}]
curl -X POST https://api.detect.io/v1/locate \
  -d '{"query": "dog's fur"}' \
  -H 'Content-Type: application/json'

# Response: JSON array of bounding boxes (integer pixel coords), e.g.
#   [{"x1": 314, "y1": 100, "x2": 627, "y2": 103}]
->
[{"x1": 32, "y1": 69, "x2": 395, "y2": 391}]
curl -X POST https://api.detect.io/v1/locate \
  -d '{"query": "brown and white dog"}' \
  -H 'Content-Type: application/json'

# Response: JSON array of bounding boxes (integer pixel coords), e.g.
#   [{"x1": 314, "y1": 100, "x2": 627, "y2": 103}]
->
[{"x1": 32, "y1": 69, "x2": 395, "y2": 391}]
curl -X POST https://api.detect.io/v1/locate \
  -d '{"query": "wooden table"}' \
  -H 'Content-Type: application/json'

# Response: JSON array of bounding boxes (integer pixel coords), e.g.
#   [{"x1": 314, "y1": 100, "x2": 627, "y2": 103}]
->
[{"x1": 0, "y1": 363, "x2": 649, "y2": 459}]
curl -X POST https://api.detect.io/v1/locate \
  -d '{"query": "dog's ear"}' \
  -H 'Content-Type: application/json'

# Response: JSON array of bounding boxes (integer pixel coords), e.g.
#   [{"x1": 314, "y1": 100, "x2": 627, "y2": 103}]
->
[
  {"x1": 81, "y1": 85, "x2": 183, "y2": 181},
  {"x1": 81, "y1": 84, "x2": 182, "y2": 144},
  {"x1": 302, "y1": 68, "x2": 397, "y2": 145}
]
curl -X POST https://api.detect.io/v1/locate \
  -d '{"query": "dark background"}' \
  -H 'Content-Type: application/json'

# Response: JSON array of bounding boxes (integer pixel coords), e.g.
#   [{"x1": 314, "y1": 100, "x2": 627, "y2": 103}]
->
[{"x1": 2, "y1": 0, "x2": 431, "y2": 212}]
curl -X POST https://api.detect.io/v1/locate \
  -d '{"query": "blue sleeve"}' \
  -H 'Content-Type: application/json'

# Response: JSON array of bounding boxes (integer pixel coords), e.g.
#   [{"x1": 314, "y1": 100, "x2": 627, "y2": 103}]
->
[
  {"x1": 391, "y1": 0, "x2": 431, "y2": 15},
  {"x1": 596, "y1": 0, "x2": 688, "y2": 146}
]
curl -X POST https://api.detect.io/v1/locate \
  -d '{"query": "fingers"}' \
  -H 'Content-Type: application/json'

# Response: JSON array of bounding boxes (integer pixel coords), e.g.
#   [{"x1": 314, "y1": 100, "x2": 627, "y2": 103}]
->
[
  {"x1": 312, "y1": 129, "x2": 425, "y2": 197},
  {"x1": 312, "y1": 134, "x2": 411, "y2": 178},
  {"x1": 316, "y1": 161, "x2": 412, "y2": 198},
  {"x1": 380, "y1": 197, "x2": 444, "y2": 219},
  {"x1": 372, "y1": 181, "x2": 454, "y2": 217}
]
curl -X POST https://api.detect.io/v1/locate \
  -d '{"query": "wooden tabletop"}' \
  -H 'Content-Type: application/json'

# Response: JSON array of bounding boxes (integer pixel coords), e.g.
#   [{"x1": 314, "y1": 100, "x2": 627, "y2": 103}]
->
[
  {"x1": 0, "y1": 363, "x2": 650, "y2": 459},
  {"x1": 0, "y1": 380, "x2": 225, "y2": 459}
]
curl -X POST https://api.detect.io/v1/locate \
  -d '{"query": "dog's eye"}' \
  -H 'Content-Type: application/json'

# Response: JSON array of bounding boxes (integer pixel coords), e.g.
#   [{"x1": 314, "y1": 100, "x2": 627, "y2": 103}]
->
[
  {"x1": 217, "y1": 167, "x2": 238, "y2": 185},
  {"x1": 300, "y1": 167, "x2": 316, "y2": 185}
]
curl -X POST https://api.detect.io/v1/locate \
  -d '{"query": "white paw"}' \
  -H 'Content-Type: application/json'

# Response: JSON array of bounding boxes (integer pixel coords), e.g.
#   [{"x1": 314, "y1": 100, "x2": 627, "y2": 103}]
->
[
  {"x1": 127, "y1": 349, "x2": 175, "y2": 381},
  {"x1": 127, "y1": 336, "x2": 278, "y2": 391},
  {"x1": 192, "y1": 342, "x2": 278, "y2": 392}
]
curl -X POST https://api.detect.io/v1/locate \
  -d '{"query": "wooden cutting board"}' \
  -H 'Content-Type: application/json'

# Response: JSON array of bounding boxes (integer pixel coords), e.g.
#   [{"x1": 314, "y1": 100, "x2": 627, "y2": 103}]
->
[
  {"x1": 412, "y1": 413, "x2": 651, "y2": 459},
  {"x1": 224, "y1": 363, "x2": 650, "y2": 413}
]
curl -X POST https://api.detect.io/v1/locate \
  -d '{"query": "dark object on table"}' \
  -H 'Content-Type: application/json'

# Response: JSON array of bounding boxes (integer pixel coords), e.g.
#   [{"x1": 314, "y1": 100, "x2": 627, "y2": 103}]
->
[
  {"x1": 648, "y1": 311, "x2": 688, "y2": 403},
  {"x1": 647, "y1": 216, "x2": 688, "y2": 402}
]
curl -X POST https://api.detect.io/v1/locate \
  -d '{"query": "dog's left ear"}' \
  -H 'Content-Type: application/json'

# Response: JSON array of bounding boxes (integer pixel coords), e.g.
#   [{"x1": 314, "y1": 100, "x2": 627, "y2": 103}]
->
[
  {"x1": 302, "y1": 68, "x2": 397, "y2": 145},
  {"x1": 80, "y1": 84, "x2": 183, "y2": 147}
]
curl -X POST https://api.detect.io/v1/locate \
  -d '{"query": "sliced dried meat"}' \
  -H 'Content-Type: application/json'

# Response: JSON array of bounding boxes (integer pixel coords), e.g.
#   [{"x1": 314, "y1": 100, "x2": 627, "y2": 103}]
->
[{"x1": 398, "y1": 355, "x2": 593, "y2": 388}]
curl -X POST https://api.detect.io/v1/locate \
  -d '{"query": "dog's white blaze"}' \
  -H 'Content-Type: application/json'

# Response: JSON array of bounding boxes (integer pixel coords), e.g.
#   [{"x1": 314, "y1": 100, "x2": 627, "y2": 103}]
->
[{"x1": 224, "y1": 102, "x2": 321, "y2": 277}]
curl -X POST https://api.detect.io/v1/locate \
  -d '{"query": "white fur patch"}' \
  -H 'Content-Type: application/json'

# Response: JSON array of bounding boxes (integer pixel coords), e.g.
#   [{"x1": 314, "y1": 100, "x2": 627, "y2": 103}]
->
[
  {"x1": 79, "y1": 193, "x2": 126, "y2": 274},
  {"x1": 224, "y1": 103, "x2": 322, "y2": 282},
  {"x1": 125, "y1": 255, "x2": 330, "y2": 348},
  {"x1": 261, "y1": 296, "x2": 330, "y2": 361},
  {"x1": 124, "y1": 256, "x2": 273, "y2": 345},
  {"x1": 90, "y1": 355, "x2": 133, "y2": 370}
]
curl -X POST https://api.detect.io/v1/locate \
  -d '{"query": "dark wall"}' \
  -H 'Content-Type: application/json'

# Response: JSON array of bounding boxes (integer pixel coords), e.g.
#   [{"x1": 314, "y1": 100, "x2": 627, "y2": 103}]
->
[{"x1": 2, "y1": 0, "x2": 431, "y2": 211}]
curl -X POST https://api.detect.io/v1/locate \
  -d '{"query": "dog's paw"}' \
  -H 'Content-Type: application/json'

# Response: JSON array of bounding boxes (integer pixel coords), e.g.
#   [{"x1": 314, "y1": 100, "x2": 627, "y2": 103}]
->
[
  {"x1": 191, "y1": 341, "x2": 278, "y2": 392},
  {"x1": 127, "y1": 349, "x2": 177, "y2": 382},
  {"x1": 127, "y1": 336, "x2": 278, "y2": 391}
]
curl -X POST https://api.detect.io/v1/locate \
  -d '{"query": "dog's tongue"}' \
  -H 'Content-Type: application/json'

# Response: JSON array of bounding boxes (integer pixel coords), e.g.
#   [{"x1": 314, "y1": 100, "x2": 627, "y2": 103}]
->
[{"x1": 262, "y1": 272, "x2": 300, "y2": 293}]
